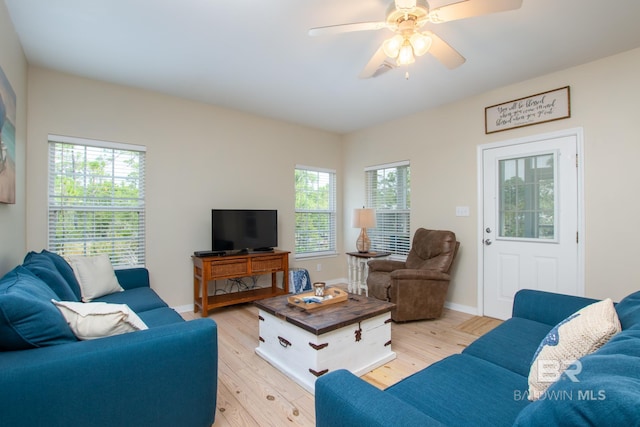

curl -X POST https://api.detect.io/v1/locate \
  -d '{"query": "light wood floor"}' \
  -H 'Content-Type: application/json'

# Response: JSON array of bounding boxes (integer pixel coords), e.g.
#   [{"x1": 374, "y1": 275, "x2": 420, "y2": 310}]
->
[{"x1": 181, "y1": 298, "x2": 501, "y2": 426}]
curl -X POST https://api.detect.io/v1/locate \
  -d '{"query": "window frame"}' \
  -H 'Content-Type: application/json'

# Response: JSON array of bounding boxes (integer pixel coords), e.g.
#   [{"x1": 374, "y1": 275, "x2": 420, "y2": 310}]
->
[
  {"x1": 48, "y1": 134, "x2": 146, "y2": 268},
  {"x1": 294, "y1": 165, "x2": 337, "y2": 260}
]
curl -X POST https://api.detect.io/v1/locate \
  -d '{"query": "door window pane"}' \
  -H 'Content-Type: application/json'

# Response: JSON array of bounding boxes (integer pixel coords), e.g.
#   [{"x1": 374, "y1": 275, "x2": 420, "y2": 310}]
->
[{"x1": 499, "y1": 154, "x2": 554, "y2": 239}]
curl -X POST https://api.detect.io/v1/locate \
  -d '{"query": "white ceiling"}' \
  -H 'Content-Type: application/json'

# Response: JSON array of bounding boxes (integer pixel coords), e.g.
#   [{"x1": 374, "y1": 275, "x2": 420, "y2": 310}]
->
[{"x1": 5, "y1": 0, "x2": 640, "y2": 134}]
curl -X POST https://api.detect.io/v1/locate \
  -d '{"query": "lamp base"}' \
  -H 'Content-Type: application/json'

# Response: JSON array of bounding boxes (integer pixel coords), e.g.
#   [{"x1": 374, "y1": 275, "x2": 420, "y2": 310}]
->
[{"x1": 356, "y1": 228, "x2": 371, "y2": 253}]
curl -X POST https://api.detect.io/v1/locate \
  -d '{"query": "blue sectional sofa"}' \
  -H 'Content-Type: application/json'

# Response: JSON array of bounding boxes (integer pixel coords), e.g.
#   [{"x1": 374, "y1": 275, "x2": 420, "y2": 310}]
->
[
  {"x1": 316, "y1": 289, "x2": 640, "y2": 426},
  {"x1": 0, "y1": 250, "x2": 218, "y2": 427}
]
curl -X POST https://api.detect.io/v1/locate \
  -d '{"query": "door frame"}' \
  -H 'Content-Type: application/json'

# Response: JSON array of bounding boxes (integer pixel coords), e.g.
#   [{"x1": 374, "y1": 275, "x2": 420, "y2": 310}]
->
[{"x1": 476, "y1": 127, "x2": 586, "y2": 316}]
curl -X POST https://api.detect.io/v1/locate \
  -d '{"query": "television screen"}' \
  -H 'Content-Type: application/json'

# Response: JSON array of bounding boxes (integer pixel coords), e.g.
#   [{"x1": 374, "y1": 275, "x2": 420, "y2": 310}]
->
[{"x1": 212, "y1": 209, "x2": 277, "y2": 252}]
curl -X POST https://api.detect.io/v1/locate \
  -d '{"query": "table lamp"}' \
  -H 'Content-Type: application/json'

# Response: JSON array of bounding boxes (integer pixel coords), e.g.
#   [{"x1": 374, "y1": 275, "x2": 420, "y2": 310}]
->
[{"x1": 352, "y1": 208, "x2": 377, "y2": 253}]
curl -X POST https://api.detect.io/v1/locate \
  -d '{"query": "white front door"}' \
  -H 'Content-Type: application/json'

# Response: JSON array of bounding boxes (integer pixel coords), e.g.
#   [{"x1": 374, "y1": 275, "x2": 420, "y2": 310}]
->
[{"x1": 480, "y1": 130, "x2": 583, "y2": 319}]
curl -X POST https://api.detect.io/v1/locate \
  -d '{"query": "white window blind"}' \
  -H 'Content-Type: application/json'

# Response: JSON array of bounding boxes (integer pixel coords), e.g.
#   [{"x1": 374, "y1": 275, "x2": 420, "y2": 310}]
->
[
  {"x1": 365, "y1": 161, "x2": 411, "y2": 256},
  {"x1": 48, "y1": 135, "x2": 146, "y2": 267},
  {"x1": 295, "y1": 165, "x2": 337, "y2": 258}
]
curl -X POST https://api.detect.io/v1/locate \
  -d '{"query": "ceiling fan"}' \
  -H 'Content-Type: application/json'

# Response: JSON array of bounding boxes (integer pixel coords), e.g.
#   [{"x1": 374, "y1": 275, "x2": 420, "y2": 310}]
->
[{"x1": 309, "y1": 0, "x2": 523, "y2": 78}]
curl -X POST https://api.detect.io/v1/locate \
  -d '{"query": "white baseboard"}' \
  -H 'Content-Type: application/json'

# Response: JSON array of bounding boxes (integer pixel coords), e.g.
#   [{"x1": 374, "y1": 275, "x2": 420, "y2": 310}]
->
[
  {"x1": 173, "y1": 304, "x2": 194, "y2": 313},
  {"x1": 444, "y1": 301, "x2": 478, "y2": 316}
]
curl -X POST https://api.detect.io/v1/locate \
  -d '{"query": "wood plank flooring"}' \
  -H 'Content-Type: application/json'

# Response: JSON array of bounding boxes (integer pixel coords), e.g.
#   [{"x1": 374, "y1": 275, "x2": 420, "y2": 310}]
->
[{"x1": 181, "y1": 299, "x2": 501, "y2": 426}]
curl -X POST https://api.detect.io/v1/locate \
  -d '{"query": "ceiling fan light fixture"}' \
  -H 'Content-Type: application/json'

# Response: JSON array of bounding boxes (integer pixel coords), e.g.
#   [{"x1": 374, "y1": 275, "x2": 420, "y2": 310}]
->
[
  {"x1": 410, "y1": 32, "x2": 432, "y2": 56},
  {"x1": 382, "y1": 34, "x2": 404, "y2": 58},
  {"x1": 397, "y1": 39, "x2": 415, "y2": 65},
  {"x1": 395, "y1": 0, "x2": 417, "y2": 11}
]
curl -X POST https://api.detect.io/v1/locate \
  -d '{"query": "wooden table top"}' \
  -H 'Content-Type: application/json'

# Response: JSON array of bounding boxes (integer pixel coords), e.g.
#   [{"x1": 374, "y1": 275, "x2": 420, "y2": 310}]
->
[
  {"x1": 345, "y1": 251, "x2": 392, "y2": 259},
  {"x1": 254, "y1": 290, "x2": 395, "y2": 335}
]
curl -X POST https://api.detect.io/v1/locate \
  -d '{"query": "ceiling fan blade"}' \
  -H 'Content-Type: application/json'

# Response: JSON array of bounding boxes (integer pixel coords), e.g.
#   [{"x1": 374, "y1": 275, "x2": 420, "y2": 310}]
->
[
  {"x1": 359, "y1": 46, "x2": 395, "y2": 79},
  {"x1": 426, "y1": 31, "x2": 466, "y2": 69},
  {"x1": 429, "y1": 0, "x2": 523, "y2": 23},
  {"x1": 309, "y1": 21, "x2": 387, "y2": 37}
]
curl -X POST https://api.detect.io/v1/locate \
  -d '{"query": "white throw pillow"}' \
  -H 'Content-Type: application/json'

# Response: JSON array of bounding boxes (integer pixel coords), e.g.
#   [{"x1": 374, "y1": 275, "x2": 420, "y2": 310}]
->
[
  {"x1": 67, "y1": 254, "x2": 124, "y2": 302},
  {"x1": 528, "y1": 298, "x2": 621, "y2": 400},
  {"x1": 52, "y1": 300, "x2": 148, "y2": 340}
]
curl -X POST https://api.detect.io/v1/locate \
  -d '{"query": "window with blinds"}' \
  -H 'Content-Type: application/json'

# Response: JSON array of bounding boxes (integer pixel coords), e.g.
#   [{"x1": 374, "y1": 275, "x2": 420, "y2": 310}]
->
[
  {"x1": 295, "y1": 166, "x2": 337, "y2": 258},
  {"x1": 365, "y1": 161, "x2": 411, "y2": 257},
  {"x1": 48, "y1": 135, "x2": 146, "y2": 267}
]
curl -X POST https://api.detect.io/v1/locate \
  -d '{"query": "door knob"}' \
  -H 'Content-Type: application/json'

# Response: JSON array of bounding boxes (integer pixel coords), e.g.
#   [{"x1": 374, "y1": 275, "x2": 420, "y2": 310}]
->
[{"x1": 484, "y1": 239, "x2": 492, "y2": 246}]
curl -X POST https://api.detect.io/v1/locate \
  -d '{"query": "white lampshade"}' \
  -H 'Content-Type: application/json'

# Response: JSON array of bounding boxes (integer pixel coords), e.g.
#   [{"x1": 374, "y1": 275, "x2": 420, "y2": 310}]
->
[
  {"x1": 352, "y1": 208, "x2": 377, "y2": 229},
  {"x1": 382, "y1": 35, "x2": 403, "y2": 59},
  {"x1": 397, "y1": 40, "x2": 415, "y2": 65},
  {"x1": 410, "y1": 32, "x2": 432, "y2": 56}
]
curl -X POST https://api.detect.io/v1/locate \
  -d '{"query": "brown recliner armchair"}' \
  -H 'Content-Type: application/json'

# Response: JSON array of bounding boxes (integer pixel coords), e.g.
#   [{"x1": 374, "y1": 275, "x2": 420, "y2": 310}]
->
[{"x1": 367, "y1": 228, "x2": 459, "y2": 322}]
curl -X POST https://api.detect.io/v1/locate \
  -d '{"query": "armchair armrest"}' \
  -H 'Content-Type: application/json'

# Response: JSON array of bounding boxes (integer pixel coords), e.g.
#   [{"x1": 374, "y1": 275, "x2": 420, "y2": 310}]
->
[
  {"x1": 512, "y1": 289, "x2": 600, "y2": 326},
  {"x1": 315, "y1": 370, "x2": 446, "y2": 427},
  {"x1": 368, "y1": 259, "x2": 406, "y2": 273},
  {"x1": 390, "y1": 269, "x2": 450, "y2": 281},
  {"x1": 0, "y1": 319, "x2": 217, "y2": 427}
]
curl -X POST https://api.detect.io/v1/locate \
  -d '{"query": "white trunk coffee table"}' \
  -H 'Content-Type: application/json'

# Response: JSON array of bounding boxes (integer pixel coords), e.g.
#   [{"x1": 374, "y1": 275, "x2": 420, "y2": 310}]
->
[{"x1": 254, "y1": 291, "x2": 396, "y2": 394}]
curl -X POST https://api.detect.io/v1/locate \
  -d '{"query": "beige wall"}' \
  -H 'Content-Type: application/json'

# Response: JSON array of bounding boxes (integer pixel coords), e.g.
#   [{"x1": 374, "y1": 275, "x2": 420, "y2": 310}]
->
[
  {"x1": 26, "y1": 68, "x2": 344, "y2": 307},
  {"x1": 343, "y1": 47, "x2": 640, "y2": 310},
  {"x1": 19, "y1": 29, "x2": 640, "y2": 311},
  {"x1": 0, "y1": 1, "x2": 27, "y2": 274}
]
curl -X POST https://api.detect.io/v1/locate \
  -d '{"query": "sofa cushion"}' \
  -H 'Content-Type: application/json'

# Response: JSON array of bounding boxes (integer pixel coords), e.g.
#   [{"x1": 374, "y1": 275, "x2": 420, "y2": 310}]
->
[
  {"x1": 517, "y1": 375, "x2": 640, "y2": 426},
  {"x1": 137, "y1": 306, "x2": 185, "y2": 328},
  {"x1": 512, "y1": 289, "x2": 600, "y2": 327},
  {"x1": 315, "y1": 369, "x2": 447, "y2": 427},
  {"x1": 528, "y1": 298, "x2": 621, "y2": 400},
  {"x1": 53, "y1": 300, "x2": 148, "y2": 340},
  {"x1": 93, "y1": 287, "x2": 168, "y2": 313},
  {"x1": 0, "y1": 267, "x2": 77, "y2": 350},
  {"x1": 387, "y1": 354, "x2": 530, "y2": 427},
  {"x1": 41, "y1": 250, "x2": 83, "y2": 299},
  {"x1": 23, "y1": 251, "x2": 79, "y2": 301},
  {"x1": 615, "y1": 290, "x2": 640, "y2": 330},
  {"x1": 591, "y1": 325, "x2": 640, "y2": 359},
  {"x1": 515, "y1": 334, "x2": 640, "y2": 427},
  {"x1": 68, "y1": 254, "x2": 124, "y2": 302},
  {"x1": 114, "y1": 267, "x2": 150, "y2": 290},
  {"x1": 463, "y1": 317, "x2": 552, "y2": 377}
]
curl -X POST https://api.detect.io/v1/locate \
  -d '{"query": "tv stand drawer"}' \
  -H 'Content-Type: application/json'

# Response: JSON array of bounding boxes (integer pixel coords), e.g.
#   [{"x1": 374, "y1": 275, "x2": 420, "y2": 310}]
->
[
  {"x1": 210, "y1": 259, "x2": 249, "y2": 277},
  {"x1": 251, "y1": 256, "x2": 284, "y2": 273}
]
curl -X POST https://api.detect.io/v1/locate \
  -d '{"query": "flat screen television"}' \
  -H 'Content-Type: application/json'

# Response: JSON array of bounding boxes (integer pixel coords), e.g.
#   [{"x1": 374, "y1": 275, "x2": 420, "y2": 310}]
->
[{"x1": 212, "y1": 209, "x2": 278, "y2": 253}]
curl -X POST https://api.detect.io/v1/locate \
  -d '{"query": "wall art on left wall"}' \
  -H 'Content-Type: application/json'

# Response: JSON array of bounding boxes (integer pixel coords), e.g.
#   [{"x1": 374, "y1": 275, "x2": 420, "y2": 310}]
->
[{"x1": 0, "y1": 64, "x2": 16, "y2": 204}]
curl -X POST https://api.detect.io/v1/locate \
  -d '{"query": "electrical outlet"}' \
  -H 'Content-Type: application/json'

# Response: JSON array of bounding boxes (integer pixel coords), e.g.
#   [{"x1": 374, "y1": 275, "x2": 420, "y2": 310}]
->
[{"x1": 316, "y1": 263, "x2": 322, "y2": 272}]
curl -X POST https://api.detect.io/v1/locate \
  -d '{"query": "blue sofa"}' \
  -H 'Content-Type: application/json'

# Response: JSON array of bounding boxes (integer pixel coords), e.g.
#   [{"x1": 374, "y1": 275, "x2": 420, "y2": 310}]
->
[
  {"x1": 316, "y1": 289, "x2": 640, "y2": 426},
  {"x1": 0, "y1": 250, "x2": 218, "y2": 427}
]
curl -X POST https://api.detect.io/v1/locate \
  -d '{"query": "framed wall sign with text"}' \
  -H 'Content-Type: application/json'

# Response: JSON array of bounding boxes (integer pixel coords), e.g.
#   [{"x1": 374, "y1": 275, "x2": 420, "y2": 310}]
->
[{"x1": 485, "y1": 86, "x2": 571, "y2": 134}]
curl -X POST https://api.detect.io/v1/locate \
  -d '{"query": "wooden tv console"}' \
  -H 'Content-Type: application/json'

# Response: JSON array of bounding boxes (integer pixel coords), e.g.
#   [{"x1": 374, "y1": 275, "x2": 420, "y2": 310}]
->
[{"x1": 192, "y1": 250, "x2": 290, "y2": 317}]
